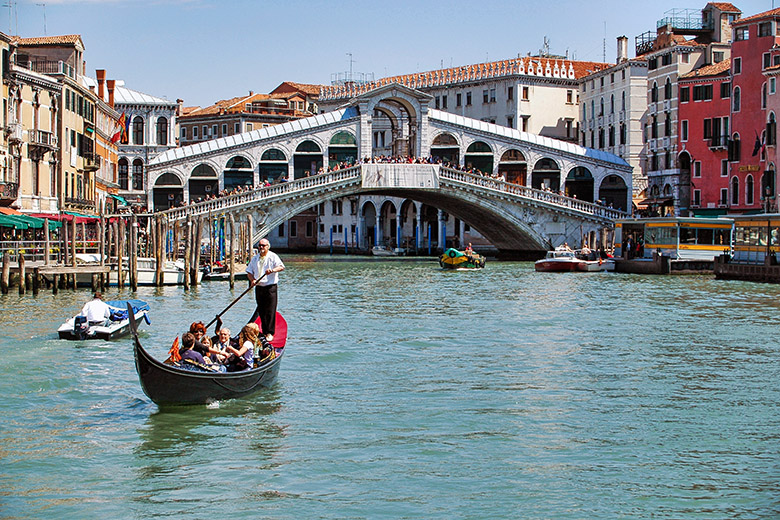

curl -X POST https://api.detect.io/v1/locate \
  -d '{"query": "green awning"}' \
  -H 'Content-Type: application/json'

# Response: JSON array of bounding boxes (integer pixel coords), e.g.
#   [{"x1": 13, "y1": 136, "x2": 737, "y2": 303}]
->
[
  {"x1": 0, "y1": 214, "x2": 28, "y2": 229},
  {"x1": 109, "y1": 194, "x2": 130, "y2": 206},
  {"x1": 64, "y1": 211, "x2": 99, "y2": 219}
]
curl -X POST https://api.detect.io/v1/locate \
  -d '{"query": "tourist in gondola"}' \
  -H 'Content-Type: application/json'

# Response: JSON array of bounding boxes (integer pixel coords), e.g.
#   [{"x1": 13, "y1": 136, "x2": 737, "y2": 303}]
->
[
  {"x1": 212, "y1": 327, "x2": 233, "y2": 363},
  {"x1": 246, "y1": 238, "x2": 285, "y2": 341},
  {"x1": 180, "y1": 332, "x2": 208, "y2": 365},
  {"x1": 224, "y1": 322, "x2": 259, "y2": 371}
]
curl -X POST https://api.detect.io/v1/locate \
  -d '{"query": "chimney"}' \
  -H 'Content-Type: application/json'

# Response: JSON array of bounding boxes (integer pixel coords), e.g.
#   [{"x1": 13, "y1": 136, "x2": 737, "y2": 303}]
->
[
  {"x1": 176, "y1": 99, "x2": 183, "y2": 116},
  {"x1": 617, "y1": 36, "x2": 629, "y2": 63},
  {"x1": 96, "y1": 69, "x2": 106, "y2": 100},
  {"x1": 106, "y1": 79, "x2": 115, "y2": 108},
  {"x1": 249, "y1": 90, "x2": 254, "y2": 96}
]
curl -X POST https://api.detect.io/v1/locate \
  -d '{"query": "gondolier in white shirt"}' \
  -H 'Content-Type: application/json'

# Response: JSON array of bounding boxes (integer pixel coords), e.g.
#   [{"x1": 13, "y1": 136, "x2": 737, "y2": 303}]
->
[{"x1": 246, "y1": 238, "x2": 285, "y2": 341}]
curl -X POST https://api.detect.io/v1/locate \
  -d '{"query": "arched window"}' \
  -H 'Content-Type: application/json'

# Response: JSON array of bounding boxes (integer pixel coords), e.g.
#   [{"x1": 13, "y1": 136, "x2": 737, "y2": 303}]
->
[
  {"x1": 733, "y1": 87, "x2": 741, "y2": 112},
  {"x1": 651, "y1": 82, "x2": 658, "y2": 103},
  {"x1": 621, "y1": 91, "x2": 626, "y2": 111},
  {"x1": 610, "y1": 94, "x2": 614, "y2": 114},
  {"x1": 762, "y1": 83, "x2": 768, "y2": 109},
  {"x1": 132, "y1": 116, "x2": 144, "y2": 145},
  {"x1": 156, "y1": 117, "x2": 168, "y2": 145},
  {"x1": 746, "y1": 174, "x2": 754, "y2": 205},
  {"x1": 261, "y1": 148, "x2": 286, "y2": 161},
  {"x1": 118, "y1": 158, "x2": 129, "y2": 190},
  {"x1": 599, "y1": 98, "x2": 604, "y2": 116},
  {"x1": 132, "y1": 159, "x2": 144, "y2": 191},
  {"x1": 664, "y1": 78, "x2": 672, "y2": 100},
  {"x1": 768, "y1": 112, "x2": 777, "y2": 146},
  {"x1": 732, "y1": 176, "x2": 740, "y2": 205}
]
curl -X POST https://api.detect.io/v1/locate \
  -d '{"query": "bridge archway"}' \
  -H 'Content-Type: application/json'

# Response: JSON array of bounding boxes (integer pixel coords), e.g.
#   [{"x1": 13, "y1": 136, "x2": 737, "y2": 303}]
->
[
  {"x1": 565, "y1": 166, "x2": 594, "y2": 202},
  {"x1": 379, "y1": 199, "x2": 398, "y2": 247},
  {"x1": 498, "y1": 149, "x2": 527, "y2": 185},
  {"x1": 224, "y1": 155, "x2": 253, "y2": 189},
  {"x1": 532, "y1": 158, "x2": 561, "y2": 191},
  {"x1": 464, "y1": 141, "x2": 493, "y2": 173},
  {"x1": 366, "y1": 89, "x2": 425, "y2": 157},
  {"x1": 328, "y1": 131, "x2": 358, "y2": 168},
  {"x1": 399, "y1": 199, "x2": 418, "y2": 250},
  {"x1": 259, "y1": 148, "x2": 288, "y2": 183},
  {"x1": 189, "y1": 164, "x2": 218, "y2": 201},
  {"x1": 294, "y1": 140, "x2": 323, "y2": 178},
  {"x1": 361, "y1": 201, "x2": 377, "y2": 248},
  {"x1": 153, "y1": 172, "x2": 183, "y2": 210},
  {"x1": 599, "y1": 174, "x2": 629, "y2": 211},
  {"x1": 430, "y1": 132, "x2": 460, "y2": 164}
]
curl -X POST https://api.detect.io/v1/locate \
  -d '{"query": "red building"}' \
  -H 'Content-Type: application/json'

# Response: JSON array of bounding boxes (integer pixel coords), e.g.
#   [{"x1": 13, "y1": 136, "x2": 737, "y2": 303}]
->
[
  {"x1": 729, "y1": 9, "x2": 780, "y2": 212},
  {"x1": 678, "y1": 60, "x2": 732, "y2": 215}
]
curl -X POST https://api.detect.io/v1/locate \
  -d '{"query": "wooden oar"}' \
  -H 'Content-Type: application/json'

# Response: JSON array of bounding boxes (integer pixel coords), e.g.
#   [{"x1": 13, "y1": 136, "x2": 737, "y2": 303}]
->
[{"x1": 206, "y1": 272, "x2": 266, "y2": 329}]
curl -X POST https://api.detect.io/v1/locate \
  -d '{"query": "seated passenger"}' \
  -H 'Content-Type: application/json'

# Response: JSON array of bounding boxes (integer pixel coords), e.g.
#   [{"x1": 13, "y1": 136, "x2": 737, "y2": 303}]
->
[
  {"x1": 211, "y1": 327, "x2": 234, "y2": 363},
  {"x1": 179, "y1": 332, "x2": 208, "y2": 365},
  {"x1": 223, "y1": 323, "x2": 259, "y2": 371}
]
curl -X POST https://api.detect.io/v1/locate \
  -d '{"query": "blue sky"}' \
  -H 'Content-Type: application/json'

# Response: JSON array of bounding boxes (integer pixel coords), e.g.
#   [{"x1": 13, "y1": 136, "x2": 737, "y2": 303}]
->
[{"x1": 3, "y1": 0, "x2": 776, "y2": 107}]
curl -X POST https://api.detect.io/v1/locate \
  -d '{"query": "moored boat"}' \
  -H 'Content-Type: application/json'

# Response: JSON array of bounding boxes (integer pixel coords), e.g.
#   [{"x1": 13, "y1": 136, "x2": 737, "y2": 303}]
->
[
  {"x1": 130, "y1": 305, "x2": 286, "y2": 406},
  {"x1": 534, "y1": 248, "x2": 583, "y2": 272},
  {"x1": 371, "y1": 245, "x2": 398, "y2": 256},
  {"x1": 439, "y1": 248, "x2": 486, "y2": 269},
  {"x1": 58, "y1": 299, "x2": 150, "y2": 340}
]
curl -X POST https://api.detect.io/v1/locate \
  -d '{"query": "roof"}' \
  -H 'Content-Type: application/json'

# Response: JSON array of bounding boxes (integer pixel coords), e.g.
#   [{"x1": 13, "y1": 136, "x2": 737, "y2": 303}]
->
[
  {"x1": 733, "y1": 7, "x2": 780, "y2": 25},
  {"x1": 12, "y1": 34, "x2": 84, "y2": 48},
  {"x1": 680, "y1": 58, "x2": 731, "y2": 79},
  {"x1": 271, "y1": 81, "x2": 323, "y2": 96},
  {"x1": 81, "y1": 77, "x2": 176, "y2": 107},
  {"x1": 149, "y1": 107, "x2": 360, "y2": 166},
  {"x1": 427, "y1": 109, "x2": 629, "y2": 168},
  {"x1": 181, "y1": 93, "x2": 279, "y2": 117},
  {"x1": 707, "y1": 3, "x2": 741, "y2": 13}
]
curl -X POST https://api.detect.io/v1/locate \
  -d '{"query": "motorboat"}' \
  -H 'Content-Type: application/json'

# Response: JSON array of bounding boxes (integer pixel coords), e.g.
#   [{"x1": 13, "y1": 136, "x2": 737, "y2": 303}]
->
[
  {"x1": 576, "y1": 252, "x2": 615, "y2": 272},
  {"x1": 439, "y1": 248, "x2": 486, "y2": 270},
  {"x1": 58, "y1": 299, "x2": 151, "y2": 340},
  {"x1": 371, "y1": 245, "x2": 398, "y2": 256},
  {"x1": 73, "y1": 256, "x2": 203, "y2": 286},
  {"x1": 535, "y1": 247, "x2": 614, "y2": 272},
  {"x1": 202, "y1": 262, "x2": 248, "y2": 281}
]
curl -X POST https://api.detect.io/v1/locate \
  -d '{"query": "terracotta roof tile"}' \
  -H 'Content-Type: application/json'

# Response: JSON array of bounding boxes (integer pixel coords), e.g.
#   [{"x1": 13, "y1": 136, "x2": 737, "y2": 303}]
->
[
  {"x1": 12, "y1": 34, "x2": 84, "y2": 47},
  {"x1": 271, "y1": 81, "x2": 324, "y2": 95},
  {"x1": 734, "y1": 8, "x2": 780, "y2": 25},
  {"x1": 707, "y1": 2, "x2": 741, "y2": 13},
  {"x1": 680, "y1": 58, "x2": 731, "y2": 79}
]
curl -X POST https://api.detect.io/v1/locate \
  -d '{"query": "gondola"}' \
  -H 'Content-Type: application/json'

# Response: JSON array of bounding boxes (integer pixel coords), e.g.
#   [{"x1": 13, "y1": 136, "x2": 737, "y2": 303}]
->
[{"x1": 128, "y1": 303, "x2": 286, "y2": 406}]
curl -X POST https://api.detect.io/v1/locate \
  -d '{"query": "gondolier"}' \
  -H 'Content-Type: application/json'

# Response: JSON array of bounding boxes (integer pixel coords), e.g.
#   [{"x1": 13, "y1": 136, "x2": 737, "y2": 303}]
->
[{"x1": 246, "y1": 238, "x2": 285, "y2": 341}]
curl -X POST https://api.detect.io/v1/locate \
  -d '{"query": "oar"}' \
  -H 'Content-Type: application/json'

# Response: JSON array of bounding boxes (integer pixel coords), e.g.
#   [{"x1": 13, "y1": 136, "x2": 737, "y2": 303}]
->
[{"x1": 206, "y1": 272, "x2": 266, "y2": 330}]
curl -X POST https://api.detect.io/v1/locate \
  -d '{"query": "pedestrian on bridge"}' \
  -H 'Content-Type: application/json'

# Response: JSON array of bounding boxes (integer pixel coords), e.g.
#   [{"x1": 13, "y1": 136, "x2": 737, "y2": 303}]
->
[{"x1": 246, "y1": 238, "x2": 285, "y2": 341}]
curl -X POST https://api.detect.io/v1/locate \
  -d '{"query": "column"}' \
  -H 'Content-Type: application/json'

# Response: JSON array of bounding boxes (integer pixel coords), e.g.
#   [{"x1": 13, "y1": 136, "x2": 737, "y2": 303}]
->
[
  {"x1": 375, "y1": 214, "x2": 381, "y2": 247},
  {"x1": 438, "y1": 209, "x2": 446, "y2": 252}
]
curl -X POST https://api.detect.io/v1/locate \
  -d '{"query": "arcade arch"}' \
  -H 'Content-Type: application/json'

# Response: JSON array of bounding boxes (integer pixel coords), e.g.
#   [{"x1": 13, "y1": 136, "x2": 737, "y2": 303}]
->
[
  {"x1": 599, "y1": 175, "x2": 629, "y2": 211},
  {"x1": 329, "y1": 131, "x2": 358, "y2": 168},
  {"x1": 498, "y1": 149, "x2": 527, "y2": 185},
  {"x1": 224, "y1": 156, "x2": 253, "y2": 189},
  {"x1": 189, "y1": 164, "x2": 218, "y2": 201},
  {"x1": 259, "y1": 148, "x2": 288, "y2": 183},
  {"x1": 532, "y1": 158, "x2": 561, "y2": 191},
  {"x1": 153, "y1": 172, "x2": 183, "y2": 210},
  {"x1": 294, "y1": 140, "x2": 322, "y2": 179},
  {"x1": 464, "y1": 141, "x2": 493, "y2": 173},
  {"x1": 430, "y1": 133, "x2": 459, "y2": 164},
  {"x1": 565, "y1": 167, "x2": 594, "y2": 202}
]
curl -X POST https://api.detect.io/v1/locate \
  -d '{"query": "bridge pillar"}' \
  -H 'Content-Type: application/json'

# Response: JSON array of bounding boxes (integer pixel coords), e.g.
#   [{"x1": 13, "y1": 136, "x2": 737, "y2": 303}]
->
[
  {"x1": 459, "y1": 220, "x2": 466, "y2": 248},
  {"x1": 416, "y1": 211, "x2": 422, "y2": 252},
  {"x1": 438, "y1": 210, "x2": 446, "y2": 252},
  {"x1": 375, "y1": 214, "x2": 381, "y2": 247}
]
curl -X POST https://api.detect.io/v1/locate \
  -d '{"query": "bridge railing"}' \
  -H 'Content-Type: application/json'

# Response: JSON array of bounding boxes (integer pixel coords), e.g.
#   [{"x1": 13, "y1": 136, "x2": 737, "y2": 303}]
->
[
  {"x1": 439, "y1": 167, "x2": 628, "y2": 220},
  {"x1": 160, "y1": 166, "x2": 363, "y2": 221}
]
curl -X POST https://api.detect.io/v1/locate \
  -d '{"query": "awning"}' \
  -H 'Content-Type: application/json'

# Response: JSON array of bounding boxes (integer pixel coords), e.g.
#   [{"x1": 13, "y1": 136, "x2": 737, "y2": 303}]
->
[
  {"x1": 638, "y1": 197, "x2": 674, "y2": 206},
  {"x1": 30, "y1": 212, "x2": 93, "y2": 224},
  {"x1": 0, "y1": 211, "x2": 62, "y2": 229},
  {"x1": 0, "y1": 214, "x2": 27, "y2": 229},
  {"x1": 109, "y1": 194, "x2": 130, "y2": 206}
]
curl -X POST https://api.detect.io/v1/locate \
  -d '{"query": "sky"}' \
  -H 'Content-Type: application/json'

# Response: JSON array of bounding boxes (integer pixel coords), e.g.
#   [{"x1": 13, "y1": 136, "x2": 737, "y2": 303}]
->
[{"x1": 2, "y1": 0, "x2": 777, "y2": 108}]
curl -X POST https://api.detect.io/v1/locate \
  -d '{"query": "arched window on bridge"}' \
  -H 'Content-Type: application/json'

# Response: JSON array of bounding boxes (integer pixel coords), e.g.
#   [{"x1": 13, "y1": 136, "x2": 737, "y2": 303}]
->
[
  {"x1": 531, "y1": 158, "x2": 560, "y2": 192},
  {"x1": 430, "y1": 133, "x2": 459, "y2": 165},
  {"x1": 294, "y1": 140, "x2": 322, "y2": 179},
  {"x1": 329, "y1": 132, "x2": 357, "y2": 169},
  {"x1": 153, "y1": 172, "x2": 183, "y2": 211},
  {"x1": 464, "y1": 141, "x2": 493, "y2": 174},
  {"x1": 361, "y1": 201, "x2": 378, "y2": 248},
  {"x1": 224, "y1": 156, "x2": 253, "y2": 190},
  {"x1": 190, "y1": 164, "x2": 218, "y2": 201},
  {"x1": 565, "y1": 167, "x2": 594, "y2": 202},
  {"x1": 259, "y1": 148, "x2": 288, "y2": 184},
  {"x1": 598, "y1": 175, "x2": 628, "y2": 211},
  {"x1": 498, "y1": 149, "x2": 526, "y2": 185}
]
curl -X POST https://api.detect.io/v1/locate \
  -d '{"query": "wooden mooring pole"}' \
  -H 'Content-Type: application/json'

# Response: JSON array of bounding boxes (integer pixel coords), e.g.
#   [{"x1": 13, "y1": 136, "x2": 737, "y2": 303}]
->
[{"x1": 1, "y1": 252, "x2": 9, "y2": 294}]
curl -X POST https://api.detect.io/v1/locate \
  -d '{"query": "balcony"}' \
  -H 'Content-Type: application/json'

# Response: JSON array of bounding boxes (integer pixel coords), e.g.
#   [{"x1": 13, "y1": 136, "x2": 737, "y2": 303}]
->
[
  {"x1": 64, "y1": 197, "x2": 96, "y2": 211},
  {"x1": 6, "y1": 122, "x2": 22, "y2": 143},
  {"x1": 82, "y1": 153, "x2": 101, "y2": 172},
  {"x1": 13, "y1": 58, "x2": 76, "y2": 79},
  {"x1": 709, "y1": 134, "x2": 729, "y2": 150},
  {"x1": 0, "y1": 181, "x2": 18, "y2": 201},
  {"x1": 28, "y1": 129, "x2": 57, "y2": 149}
]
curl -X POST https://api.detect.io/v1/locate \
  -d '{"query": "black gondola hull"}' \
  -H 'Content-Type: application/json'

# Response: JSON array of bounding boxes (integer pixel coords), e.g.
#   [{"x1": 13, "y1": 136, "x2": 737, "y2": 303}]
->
[{"x1": 128, "y1": 304, "x2": 284, "y2": 406}]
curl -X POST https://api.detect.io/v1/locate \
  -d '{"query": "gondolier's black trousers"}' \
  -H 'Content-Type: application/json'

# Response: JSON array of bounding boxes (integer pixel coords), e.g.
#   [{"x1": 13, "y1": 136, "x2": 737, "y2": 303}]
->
[{"x1": 252, "y1": 283, "x2": 277, "y2": 336}]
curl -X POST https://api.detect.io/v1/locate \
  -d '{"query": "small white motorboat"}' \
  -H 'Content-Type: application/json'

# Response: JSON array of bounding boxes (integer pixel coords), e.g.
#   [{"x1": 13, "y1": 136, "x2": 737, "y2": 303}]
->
[
  {"x1": 371, "y1": 245, "x2": 398, "y2": 257},
  {"x1": 58, "y1": 299, "x2": 151, "y2": 340}
]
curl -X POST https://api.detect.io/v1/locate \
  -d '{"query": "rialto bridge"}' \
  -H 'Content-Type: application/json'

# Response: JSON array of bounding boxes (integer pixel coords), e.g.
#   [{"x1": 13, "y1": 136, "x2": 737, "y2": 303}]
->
[{"x1": 148, "y1": 84, "x2": 632, "y2": 254}]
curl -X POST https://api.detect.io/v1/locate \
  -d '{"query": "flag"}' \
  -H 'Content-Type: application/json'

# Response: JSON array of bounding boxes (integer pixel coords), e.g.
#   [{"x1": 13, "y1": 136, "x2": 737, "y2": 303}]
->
[
  {"x1": 111, "y1": 112, "x2": 128, "y2": 143},
  {"x1": 752, "y1": 134, "x2": 762, "y2": 157},
  {"x1": 166, "y1": 336, "x2": 181, "y2": 363}
]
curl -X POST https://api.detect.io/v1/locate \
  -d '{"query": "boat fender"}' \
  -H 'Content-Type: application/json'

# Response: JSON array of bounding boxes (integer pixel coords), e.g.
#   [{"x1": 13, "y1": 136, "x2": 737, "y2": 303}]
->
[{"x1": 448, "y1": 249, "x2": 457, "y2": 258}]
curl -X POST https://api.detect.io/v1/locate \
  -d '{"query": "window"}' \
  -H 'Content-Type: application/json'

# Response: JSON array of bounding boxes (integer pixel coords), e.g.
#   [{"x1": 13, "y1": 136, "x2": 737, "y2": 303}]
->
[
  {"x1": 759, "y1": 21, "x2": 772, "y2": 37},
  {"x1": 733, "y1": 57, "x2": 742, "y2": 74},
  {"x1": 648, "y1": 57, "x2": 658, "y2": 70},
  {"x1": 212, "y1": 124, "x2": 218, "y2": 136},
  {"x1": 490, "y1": 89, "x2": 496, "y2": 102},
  {"x1": 466, "y1": 92, "x2": 472, "y2": 105},
  {"x1": 483, "y1": 90, "x2": 489, "y2": 103},
  {"x1": 610, "y1": 94, "x2": 614, "y2": 113},
  {"x1": 621, "y1": 91, "x2": 626, "y2": 111},
  {"x1": 156, "y1": 117, "x2": 168, "y2": 145},
  {"x1": 681, "y1": 120, "x2": 688, "y2": 141},
  {"x1": 764, "y1": 53, "x2": 772, "y2": 70},
  {"x1": 662, "y1": 54, "x2": 672, "y2": 66},
  {"x1": 763, "y1": 83, "x2": 768, "y2": 109},
  {"x1": 747, "y1": 175, "x2": 755, "y2": 205},
  {"x1": 680, "y1": 87, "x2": 690, "y2": 102},
  {"x1": 720, "y1": 82, "x2": 731, "y2": 98},
  {"x1": 234, "y1": 122, "x2": 240, "y2": 133},
  {"x1": 692, "y1": 85, "x2": 713, "y2": 101},
  {"x1": 522, "y1": 87, "x2": 529, "y2": 100},
  {"x1": 713, "y1": 51, "x2": 724, "y2": 63},
  {"x1": 694, "y1": 161, "x2": 702, "y2": 178},
  {"x1": 735, "y1": 27, "x2": 749, "y2": 41},
  {"x1": 507, "y1": 116, "x2": 513, "y2": 129},
  {"x1": 771, "y1": 78, "x2": 776, "y2": 95},
  {"x1": 720, "y1": 188, "x2": 729, "y2": 205},
  {"x1": 600, "y1": 98, "x2": 604, "y2": 116},
  {"x1": 729, "y1": 134, "x2": 741, "y2": 161},
  {"x1": 609, "y1": 126, "x2": 615, "y2": 146},
  {"x1": 222, "y1": 123, "x2": 227, "y2": 135},
  {"x1": 180, "y1": 127, "x2": 186, "y2": 139},
  {"x1": 132, "y1": 116, "x2": 144, "y2": 145},
  {"x1": 278, "y1": 223, "x2": 285, "y2": 237},
  {"x1": 442, "y1": 95, "x2": 447, "y2": 108},
  {"x1": 651, "y1": 82, "x2": 658, "y2": 102},
  {"x1": 435, "y1": 96, "x2": 440, "y2": 109},
  {"x1": 202, "y1": 125, "x2": 208, "y2": 137},
  {"x1": 665, "y1": 114, "x2": 672, "y2": 137},
  {"x1": 508, "y1": 86, "x2": 514, "y2": 100},
  {"x1": 289, "y1": 220, "x2": 297, "y2": 238},
  {"x1": 620, "y1": 123, "x2": 626, "y2": 145},
  {"x1": 193, "y1": 126, "x2": 198, "y2": 138},
  {"x1": 652, "y1": 116, "x2": 658, "y2": 138},
  {"x1": 566, "y1": 90, "x2": 573, "y2": 104},
  {"x1": 306, "y1": 221, "x2": 313, "y2": 238},
  {"x1": 664, "y1": 79, "x2": 672, "y2": 99},
  {"x1": 704, "y1": 118, "x2": 713, "y2": 139},
  {"x1": 247, "y1": 123, "x2": 253, "y2": 131},
  {"x1": 599, "y1": 128, "x2": 604, "y2": 148},
  {"x1": 733, "y1": 87, "x2": 741, "y2": 112},
  {"x1": 456, "y1": 93, "x2": 462, "y2": 107},
  {"x1": 611, "y1": 73, "x2": 615, "y2": 83},
  {"x1": 767, "y1": 113, "x2": 776, "y2": 146},
  {"x1": 732, "y1": 177, "x2": 740, "y2": 205},
  {"x1": 693, "y1": 189, "x2": 701, "y2": 206}
]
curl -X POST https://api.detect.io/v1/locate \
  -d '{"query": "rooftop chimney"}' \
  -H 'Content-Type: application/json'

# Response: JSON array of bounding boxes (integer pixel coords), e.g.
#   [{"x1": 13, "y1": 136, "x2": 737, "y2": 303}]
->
[
  {"x1": 617, "y1": 36, "x2": 629, "y2": 64},
  {"x1": 96, "y1": 69, "x2": 106, "y2": 100},
  {"x1": 106, "y1": 79, "x2": 115, "y2": 108}
]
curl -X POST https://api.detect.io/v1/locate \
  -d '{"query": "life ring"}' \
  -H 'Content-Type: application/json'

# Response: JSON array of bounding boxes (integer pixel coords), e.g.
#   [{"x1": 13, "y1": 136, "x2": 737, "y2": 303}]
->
[{"x1": 448, "y1": 249, "x2": 457, "y2": 258}]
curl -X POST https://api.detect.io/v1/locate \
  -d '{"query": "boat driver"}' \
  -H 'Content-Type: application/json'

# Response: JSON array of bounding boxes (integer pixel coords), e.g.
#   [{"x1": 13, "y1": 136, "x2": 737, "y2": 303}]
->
[{"x1": 80, "y1": 292, "x2": 111, "y2": 326}]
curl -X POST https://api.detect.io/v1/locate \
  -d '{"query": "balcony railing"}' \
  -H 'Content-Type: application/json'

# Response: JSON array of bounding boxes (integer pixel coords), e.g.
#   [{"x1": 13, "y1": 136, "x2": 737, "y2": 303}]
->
[
  {"x1": 0, "y1": 181, "x2": 18, "y2": 200},
  {"x1": 6, "y1": 122, "x2": 22, "y2": 142},
  {"x1": 82, "y1": 153, "x2": 101, "y2": 172},
  {"x1": 13, "y1": 59, "x2": 76, "y2": 79},
  {"x1": 65, "y1": 197, "x2": 96, "y2": 211},
  {"x1": 28, "y1": 129, "x2": 57, "y2": 148},
  {"x1": 709, "y1": 134, "x2": 729, "y2": 149}
]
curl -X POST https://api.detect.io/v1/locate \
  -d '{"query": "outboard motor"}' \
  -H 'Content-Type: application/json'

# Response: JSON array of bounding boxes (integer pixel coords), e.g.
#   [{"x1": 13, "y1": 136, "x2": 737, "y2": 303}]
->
[{"x1": 73, "y1": 315, "x2": 89, "y2": 340}]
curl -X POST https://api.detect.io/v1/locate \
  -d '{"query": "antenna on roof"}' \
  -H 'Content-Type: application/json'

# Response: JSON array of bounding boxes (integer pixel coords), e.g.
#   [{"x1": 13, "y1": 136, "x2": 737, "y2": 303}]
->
[
  {"x1": 2, "y1": 0, "x2": 17, "y2": 35},
  {"x1": 35, "y1": 2, "x2": 46, "y2": 36},
  {"x1": 603, "y1": 21, "x2": 607, "y2": 62}
]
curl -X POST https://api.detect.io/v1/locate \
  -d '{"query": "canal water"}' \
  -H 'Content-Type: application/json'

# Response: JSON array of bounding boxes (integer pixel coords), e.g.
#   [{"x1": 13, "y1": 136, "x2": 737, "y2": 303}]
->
[{"x1": 0, "y1": 257, "x2": 778, "y2": 519}]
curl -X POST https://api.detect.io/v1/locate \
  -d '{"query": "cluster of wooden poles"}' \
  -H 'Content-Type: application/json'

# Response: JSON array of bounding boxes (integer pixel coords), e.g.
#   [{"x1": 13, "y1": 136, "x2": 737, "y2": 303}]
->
[{"x1": 1, "y1": 211, "x2": 256, "y2": 295}]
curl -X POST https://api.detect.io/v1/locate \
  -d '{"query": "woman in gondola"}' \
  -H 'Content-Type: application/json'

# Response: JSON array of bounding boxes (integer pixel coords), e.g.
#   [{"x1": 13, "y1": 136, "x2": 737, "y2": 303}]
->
[{"x1": 223, "y1": 322, "x2": 259, "y2": 372}]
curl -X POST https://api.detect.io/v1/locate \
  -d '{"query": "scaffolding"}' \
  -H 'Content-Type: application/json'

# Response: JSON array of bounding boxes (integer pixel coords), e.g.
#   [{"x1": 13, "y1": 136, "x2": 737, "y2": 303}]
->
[{"x1": 656, "y1": 8, "x2": 713, "y2": 32}]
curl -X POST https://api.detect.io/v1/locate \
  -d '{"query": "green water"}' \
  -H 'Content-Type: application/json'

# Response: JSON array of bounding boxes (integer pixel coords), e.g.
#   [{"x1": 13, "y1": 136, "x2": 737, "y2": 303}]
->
[{"x1": 0, "y1": 257, "x2": 778, "y2": 519}]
